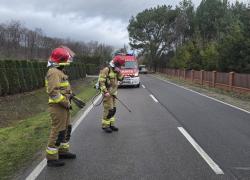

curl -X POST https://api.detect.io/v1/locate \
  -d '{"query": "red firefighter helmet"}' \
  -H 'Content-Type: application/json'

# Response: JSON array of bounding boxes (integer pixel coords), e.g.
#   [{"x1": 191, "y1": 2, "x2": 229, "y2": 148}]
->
[
  {"x1": 112, "y1": 55, "x2": 125, "y2": 67},
  {"x1": 48, "y1": 46, "x2": 74, "y2": 67}
]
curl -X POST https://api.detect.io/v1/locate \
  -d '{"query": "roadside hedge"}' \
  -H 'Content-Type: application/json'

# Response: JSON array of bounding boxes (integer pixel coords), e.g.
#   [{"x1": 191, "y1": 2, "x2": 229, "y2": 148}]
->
[
  {"x1": 85, "y1": 63, "x2": 100, "y2": 75},
  {"x1": 4, "y1": 60, "x2": 21, "y2": 94},
  {"x1": 0, "y1": 61, "x2": 9, "y2": 96},
  {"x1": 0, "y1": 60, "x2": 86, "y2": 96}
]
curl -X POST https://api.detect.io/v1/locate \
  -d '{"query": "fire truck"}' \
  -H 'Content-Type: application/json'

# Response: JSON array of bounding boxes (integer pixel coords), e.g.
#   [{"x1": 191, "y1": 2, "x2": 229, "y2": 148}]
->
[{"x1": 119, "y1": 53, "x2": 140, "y2": 88}]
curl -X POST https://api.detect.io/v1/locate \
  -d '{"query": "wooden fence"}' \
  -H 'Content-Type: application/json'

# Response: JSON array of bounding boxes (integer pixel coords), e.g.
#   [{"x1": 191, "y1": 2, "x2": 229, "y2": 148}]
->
[{"x1": 157, "y1": 68, "x2": 250, "y2": 93}]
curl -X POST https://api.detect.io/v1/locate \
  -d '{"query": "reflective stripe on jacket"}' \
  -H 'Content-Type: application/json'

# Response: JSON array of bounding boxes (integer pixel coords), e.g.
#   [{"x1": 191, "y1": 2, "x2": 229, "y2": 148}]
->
[
  {"x1": 98, "y1": 67, "x2": 124, "y2": 95},
  {"x1": 45, "y1": 67, "x2": 72, "y2": 104}
]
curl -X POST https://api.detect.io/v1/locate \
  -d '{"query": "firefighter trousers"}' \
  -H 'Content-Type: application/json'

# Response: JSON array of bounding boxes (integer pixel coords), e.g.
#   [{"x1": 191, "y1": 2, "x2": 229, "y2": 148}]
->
[
  {"x1": 102, "y1": 95, "x2": 117, "y2": 128},
  {"x1": 46, "y1": 104, "x2": 72, "y2": 160}
]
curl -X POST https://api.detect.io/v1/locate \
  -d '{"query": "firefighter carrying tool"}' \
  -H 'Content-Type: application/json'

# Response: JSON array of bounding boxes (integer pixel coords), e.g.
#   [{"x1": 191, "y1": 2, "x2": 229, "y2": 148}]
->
[
  {"x1": 45, "y1": 46, "x2": 77, "y2": 167},
  {"x1": 98, "y1": 55, "x2": 125, "y2": 133}
]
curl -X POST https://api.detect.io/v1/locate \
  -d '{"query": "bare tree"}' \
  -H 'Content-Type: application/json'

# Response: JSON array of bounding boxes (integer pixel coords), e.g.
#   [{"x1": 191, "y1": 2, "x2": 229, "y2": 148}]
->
[{"x1": 0, "y1": 20, "x2": 114, "y2": 62}]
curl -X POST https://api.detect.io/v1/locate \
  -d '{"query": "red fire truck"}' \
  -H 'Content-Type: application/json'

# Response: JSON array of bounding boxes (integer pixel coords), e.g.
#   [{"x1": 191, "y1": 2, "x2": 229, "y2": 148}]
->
[{"x1": 119, "y1": 53, "x2": 140, "y2": 88}]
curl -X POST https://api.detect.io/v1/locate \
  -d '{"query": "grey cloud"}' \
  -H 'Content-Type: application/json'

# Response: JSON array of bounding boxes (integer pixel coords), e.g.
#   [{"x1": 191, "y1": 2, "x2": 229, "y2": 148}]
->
[
  {"x1": 1, "y1": 0, "x2": 176, "y2": 20},
  {"x1": 0, "y1": 0, "x2": 247, "y2": 48},
  {"x1": 1, "y1": 0, "x2": 178, "y2": 47}
]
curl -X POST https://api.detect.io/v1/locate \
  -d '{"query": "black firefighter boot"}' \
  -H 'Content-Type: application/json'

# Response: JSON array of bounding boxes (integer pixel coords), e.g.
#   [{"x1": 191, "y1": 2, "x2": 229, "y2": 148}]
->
[
  {"x1": 59, "y1": 152, "x2": 76, "y2": 159},
  {"x1": 102, "y1": 126, "x2": 113, "y2": 133},
  {"x1": 110, "y1": 125, "x2": 119, "y2": 131},
  {"x1": 47, "y1": 159, "x2": 65, "y2": 167}
]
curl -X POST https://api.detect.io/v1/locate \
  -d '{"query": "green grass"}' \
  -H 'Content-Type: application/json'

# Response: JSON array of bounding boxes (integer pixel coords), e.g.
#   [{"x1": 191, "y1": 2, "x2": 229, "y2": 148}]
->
[
  {"x1": 0, "y1": 112, "x2": 50, "y2": 179},
  {"x1": 71, "y1": 81, "x2": 99, "y2": 117},
  {"x1": 0, "y1": 79, "x2": 98, "y2": 180},
  {"x1": 0, "y1": 89, "x2": 48, "y2": 127}
]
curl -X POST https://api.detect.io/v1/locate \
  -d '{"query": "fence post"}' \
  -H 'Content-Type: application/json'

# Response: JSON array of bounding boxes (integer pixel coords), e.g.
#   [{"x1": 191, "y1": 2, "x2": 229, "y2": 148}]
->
[
  {"x1": 191, "y1": 70, "x2": 194, "y2": 82},
  {"x1": 212, "y1": 71, "x2": 217, "y2": 88},
  {"x1": 200, "y1": 70, "x2": 204, "y2": 85},
  {"x1": 177, "y1": 69, "x2": 180, "y2": 79},
  {"x1": 184, "y1": 69, "x2": 186, "y2": 79},
  {"x1": 229, "y1": 72, "x2": 235, "y2": 90}
]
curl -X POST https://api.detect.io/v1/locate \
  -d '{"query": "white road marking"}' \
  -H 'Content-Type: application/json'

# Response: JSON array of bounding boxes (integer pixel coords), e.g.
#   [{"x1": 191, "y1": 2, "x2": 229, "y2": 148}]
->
[
  {"x1": 25, "y1": 95, "x2": 102, "y2": 180},
  {"x1": 86, "y1": 74, "x2": 99, "y2": 78},
  {"x1": 178, "y1": 127, "x2": 224, "y2": 175},
  {"x1": 155, "y1": 76, "x2": 250, "y2": 114},
  {"x1": 72, "y1": 95, "x2": 102, "y2": 132},
  {"x1": 25, "y1": 159, "x2": 46, "y2": 180},
  {"x1": 233, "y1": 167, "x2": 250, "y2": 170},
  {"x1": 150, "y1": 94, "x2": 159, "y2": 103},
  {"x1": 142, "y1": 85, "x2": 145, "y2": 88}
]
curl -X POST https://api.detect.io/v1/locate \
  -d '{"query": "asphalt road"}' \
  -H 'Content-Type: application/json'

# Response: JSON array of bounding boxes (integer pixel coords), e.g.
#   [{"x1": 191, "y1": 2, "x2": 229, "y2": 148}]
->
[{"x1": 34, "y1": 74, "x2": 250, "y2": 180}]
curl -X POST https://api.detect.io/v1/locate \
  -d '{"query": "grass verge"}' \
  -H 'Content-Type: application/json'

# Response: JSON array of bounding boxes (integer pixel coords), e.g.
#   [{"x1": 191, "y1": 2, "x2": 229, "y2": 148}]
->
[
  {"x1": 153, "y1": 73, "x2": 250, "y2": 112},
  {"x1": 0, "y1": 78, "x2": 98, "y2": 180}
]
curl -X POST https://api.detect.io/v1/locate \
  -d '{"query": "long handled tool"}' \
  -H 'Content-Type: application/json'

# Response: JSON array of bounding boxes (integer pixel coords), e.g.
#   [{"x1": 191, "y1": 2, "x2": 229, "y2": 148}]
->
[
  {"x1": 112, "y1": 95, "x2": 132, "y2": 113},
  {"x1": 71, "y1": 94, "x2": 86, "y2": 108},
  {"x1": 91, "y1": 91, "x2": 132, "y2": 113}
]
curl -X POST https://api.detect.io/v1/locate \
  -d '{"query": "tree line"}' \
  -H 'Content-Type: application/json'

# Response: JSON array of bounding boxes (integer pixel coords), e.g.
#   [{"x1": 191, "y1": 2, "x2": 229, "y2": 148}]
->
[
  {"x1": 0, "y1": 20, "x2": 113, "y2": 67},
  {"x1": 128, "y1": 0, "x2": 250, "y2": 73}
]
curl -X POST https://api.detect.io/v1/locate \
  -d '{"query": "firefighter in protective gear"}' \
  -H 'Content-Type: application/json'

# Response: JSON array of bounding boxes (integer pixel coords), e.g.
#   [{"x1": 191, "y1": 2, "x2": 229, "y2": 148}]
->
[
  {"x1": 45, "y1": 46, "x2": 76, "y2": 167},
  {"x1": 98, "y1": 55, "x2": 125, "y2": 133}
]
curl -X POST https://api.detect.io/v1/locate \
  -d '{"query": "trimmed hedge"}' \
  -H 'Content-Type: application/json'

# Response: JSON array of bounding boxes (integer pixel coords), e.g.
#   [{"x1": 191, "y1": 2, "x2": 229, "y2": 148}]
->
[
  {"x1": 16, "y1": 61, "x2": 27, "y2": 92},
  {"x1": 0, "y1": 61, "x2": 9, "y2": 96},
  {"x1": 32, "y1": 61, "x2": 43, "y2": 88},
  {"x1": 4, "y1": 60, "x2": 21, "y2": 94},
  {"x1": 23, "y1": 61, "x2": 33, "y2": 91},
  {"x1": 85, "y1": 63, "x2": 99, "y2": 75},
  {"x1": 0, "y1": 60, "x2": 86, "y2": 96}
]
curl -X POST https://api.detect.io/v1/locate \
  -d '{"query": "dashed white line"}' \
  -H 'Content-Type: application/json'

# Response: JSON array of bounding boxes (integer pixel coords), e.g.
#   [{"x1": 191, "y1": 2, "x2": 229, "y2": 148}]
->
[
  {"x1": 154, "y1": 76, "x2": 250, "y2": 114},
  {"x1": 150, "y1": 94, "x2": 159, "y2": 103},
  {"x1": 25, "y1": 95, "x2": 102, "y2": 180},
  {"x1": 142, "y1": 85, "x2": 145, "y2": 88},
  {"x1": 178, "y1": 127, "x2": 224, "y2": 175}
]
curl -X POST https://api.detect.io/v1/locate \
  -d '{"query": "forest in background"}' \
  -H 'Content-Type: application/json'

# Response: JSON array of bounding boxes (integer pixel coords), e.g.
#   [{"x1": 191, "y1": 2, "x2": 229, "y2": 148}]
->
[{"x1": 128, "y1": 0, "x2": 250, "y2": 73}]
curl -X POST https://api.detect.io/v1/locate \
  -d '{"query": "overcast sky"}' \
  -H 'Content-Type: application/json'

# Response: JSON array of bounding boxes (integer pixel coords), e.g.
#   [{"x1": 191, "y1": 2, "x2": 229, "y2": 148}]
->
[{"x1": 0, "y1": 0, "x2": 248, "y2": 48}]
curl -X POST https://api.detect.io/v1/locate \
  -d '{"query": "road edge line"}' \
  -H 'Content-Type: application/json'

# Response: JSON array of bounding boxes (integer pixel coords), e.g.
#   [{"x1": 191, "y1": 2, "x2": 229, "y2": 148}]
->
[
  {"x1": 154, "y1": 76, "x2": 250, "y2": 114},
  {"x1": 25, "y1": 95, "x2": 102, "y2": 180}
]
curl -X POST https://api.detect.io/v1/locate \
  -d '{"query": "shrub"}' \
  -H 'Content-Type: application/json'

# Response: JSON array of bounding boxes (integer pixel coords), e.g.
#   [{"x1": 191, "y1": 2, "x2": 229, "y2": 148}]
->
[
  {"x1": 4, "y1": 60, "x2": 21, "y2": 94},
  {"x1": 0, "y1": 61, "x2": 9, "y2": 95}
]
